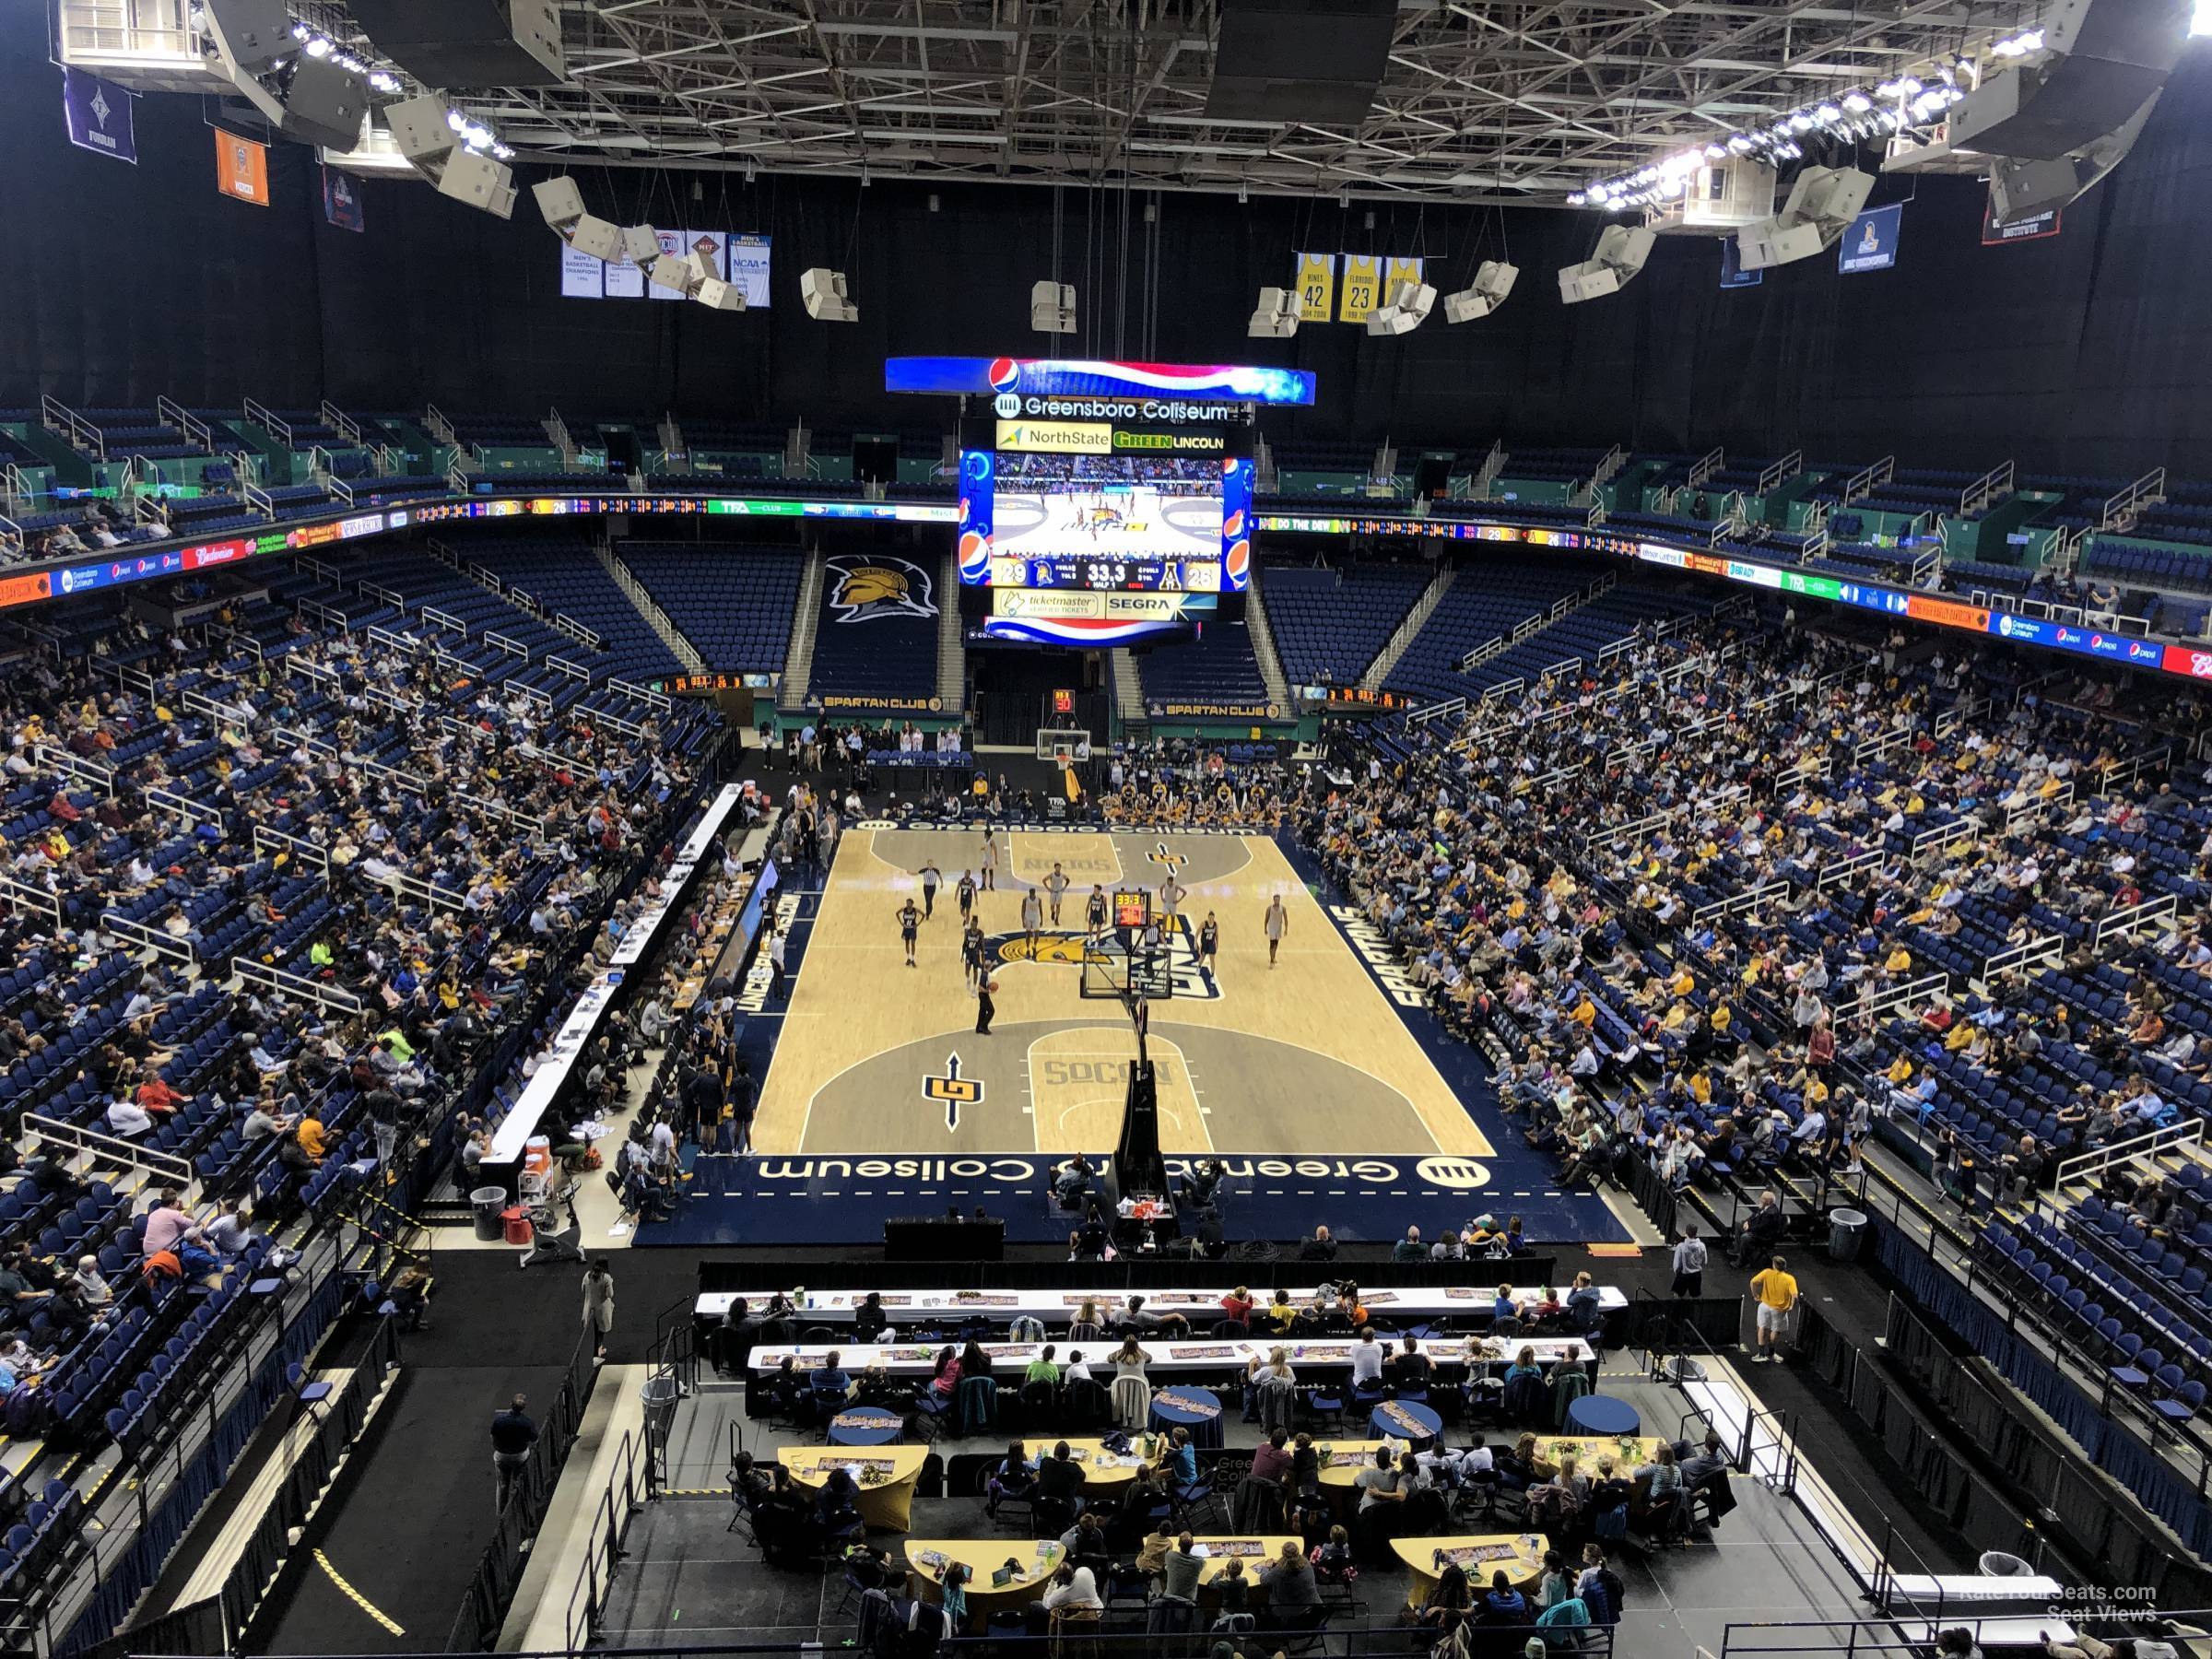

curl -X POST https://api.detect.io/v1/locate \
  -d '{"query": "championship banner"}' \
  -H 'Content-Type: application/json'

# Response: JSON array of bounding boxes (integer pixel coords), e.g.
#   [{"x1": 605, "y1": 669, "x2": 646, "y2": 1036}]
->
[
  {"x1": 322, "y1": 165, "x2": 365, "y2": 232},
  {"x1": 1294, "y1": 253, "x2": 1336, "y2": 324},
  {"x1": 216, "y1": 130, "x2": 270, "y2": 206},
  {"x1": 727, "y1": 234, "x2": 772, "y2": 306},
  {"x1": 63, "y1": 67, "x2": 135, "y2": 164},
  {"x1": 1337, "y1": 254, "x2": 1383, "y2": 324},
  {"x1": 1838, "y1": 203, "x2": 1900, "y2": 274}
]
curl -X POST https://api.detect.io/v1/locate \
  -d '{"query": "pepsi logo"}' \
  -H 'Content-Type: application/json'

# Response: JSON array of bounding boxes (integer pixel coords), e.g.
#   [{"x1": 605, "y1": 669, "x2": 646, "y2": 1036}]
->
[
  {"x1": 987, "y1": 357, "x2": 1020, "y2": 392},
  {"x1": 1224, "y1": 537, "x2": 1250, "y2": 582},
  {"x1": 1221, "y1": 508, "x2": 1245, "y2": 540},
  {"x1": 958, "y1": 531, "x2": 991, "y2": 580}
]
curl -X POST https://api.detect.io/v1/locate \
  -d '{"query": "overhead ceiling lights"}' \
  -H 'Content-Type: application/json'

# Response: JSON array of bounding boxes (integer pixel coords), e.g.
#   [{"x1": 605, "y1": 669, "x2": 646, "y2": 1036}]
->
[{"x1": 1570, "y1": 69, "x2": 1966, "y2": 209}]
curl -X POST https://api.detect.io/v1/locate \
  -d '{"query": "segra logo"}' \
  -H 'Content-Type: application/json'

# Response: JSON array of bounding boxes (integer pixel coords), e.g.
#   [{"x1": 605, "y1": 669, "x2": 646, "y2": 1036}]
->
[{"x1": 1414, "y1": 1156, "x2": 1494, "y2": 1191}]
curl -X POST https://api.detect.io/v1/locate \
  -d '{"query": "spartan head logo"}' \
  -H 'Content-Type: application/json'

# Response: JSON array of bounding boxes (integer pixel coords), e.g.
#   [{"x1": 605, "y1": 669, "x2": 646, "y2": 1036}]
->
[{"x1": 825, "y1": 553, "x2": 937, "y2": 622}]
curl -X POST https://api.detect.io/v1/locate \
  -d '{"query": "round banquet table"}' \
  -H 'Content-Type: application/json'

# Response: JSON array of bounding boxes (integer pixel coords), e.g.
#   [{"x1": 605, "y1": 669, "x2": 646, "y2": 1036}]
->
[
  {"x1": 905, "y1": 1539, "x2": 1065, "y2": 1633},
  {"x1": 1147, "y1": 1387, "x2": 1226, "y2": 1450},
  {"x1": 1564, "y1": 1394, "x2": 1641, "y2": 1437},
  {"x1": 826, "y1": 1406, "x2": 904, "y2": 1447},
  {"x1": 1042, "y1": 1439, "x2": 1150, "y2": 1491},
  {"x1": 1393, "y1": 1535, "x2": 1551, "y2": 1605},
  {"x1": 1369, "y1": 1398, "x2": 1443, "y2": 1450},
  {"x1": 776, "y1": 1444, "x2": 927, "y2": 1531}
]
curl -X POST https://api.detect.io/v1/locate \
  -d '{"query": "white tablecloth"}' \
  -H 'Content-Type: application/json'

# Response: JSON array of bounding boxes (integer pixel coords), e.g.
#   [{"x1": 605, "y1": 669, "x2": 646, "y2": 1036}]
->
[
  {"x1": 697, "y1": 1282, "x2": 1626, "y2": 1322},
  {"x1": 746, "y1": 1334, "x2": 1597, "y2": 1379}
]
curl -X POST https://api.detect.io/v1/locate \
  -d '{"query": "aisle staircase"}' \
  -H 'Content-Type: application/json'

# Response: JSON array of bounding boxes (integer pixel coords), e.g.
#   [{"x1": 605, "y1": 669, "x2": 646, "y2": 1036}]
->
[
  {"x1": 1109, "y1": 649, "x2": 1147, "y2": 734},
  {"x1": 778, "y1": 546, "x2": 826, "y2": 712},
  {"x1": 597, "y1": 543, "x2": 706, "y2": 676},
  {"x1": 1361, "y1": 564, "x2": 1457, "y2": 689},
  {"x1": 1243, "y1": 571, "x2": 1293, "y2": 709},
  {"x1": 935, "y1": 549, "x2": 966, "y2": 714}
]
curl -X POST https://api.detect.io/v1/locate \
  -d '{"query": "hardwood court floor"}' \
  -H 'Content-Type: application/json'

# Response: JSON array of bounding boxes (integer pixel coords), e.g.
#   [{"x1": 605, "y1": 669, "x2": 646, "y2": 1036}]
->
[{"x1": 748, "y1": 828, "x2": 1494, "y2": 1159}]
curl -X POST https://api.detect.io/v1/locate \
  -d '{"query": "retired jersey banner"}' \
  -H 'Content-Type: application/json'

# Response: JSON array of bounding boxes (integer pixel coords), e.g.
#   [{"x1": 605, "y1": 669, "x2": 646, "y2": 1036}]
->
[
  {"x1": 1382, "y1": 256, "x2": 1427, "y2": 301},
  {"x1": 1337, "y1": 254, "x2": 1383, "y2": 324},
  {"x1": 216, "y1": 130, "x2": 269, "y2": 205},
  {"x1": 1293, "y1": 253, "x2": 1336, "y2": 323},
  {"x1": 63, "y1": 67, "x2": 135, "y2": 164}
]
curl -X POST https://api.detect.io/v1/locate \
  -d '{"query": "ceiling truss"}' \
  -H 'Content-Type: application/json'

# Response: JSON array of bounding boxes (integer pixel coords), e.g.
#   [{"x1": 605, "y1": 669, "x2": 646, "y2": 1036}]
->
[{"x1": 332, "y1": 0, "x2": 2046, "y2": 205}]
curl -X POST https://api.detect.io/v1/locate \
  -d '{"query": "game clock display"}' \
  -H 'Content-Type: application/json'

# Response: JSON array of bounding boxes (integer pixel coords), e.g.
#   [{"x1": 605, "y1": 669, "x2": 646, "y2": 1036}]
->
[{"x1": 991, "y1": 554, "x2": 1223, "y2": 592}]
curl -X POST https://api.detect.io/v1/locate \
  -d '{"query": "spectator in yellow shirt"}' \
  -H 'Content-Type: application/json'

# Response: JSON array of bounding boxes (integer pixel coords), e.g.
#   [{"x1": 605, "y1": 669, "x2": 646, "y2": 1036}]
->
[{"x1": 1747, "y1": 1256, "x2": 1798, "y2": 1364}]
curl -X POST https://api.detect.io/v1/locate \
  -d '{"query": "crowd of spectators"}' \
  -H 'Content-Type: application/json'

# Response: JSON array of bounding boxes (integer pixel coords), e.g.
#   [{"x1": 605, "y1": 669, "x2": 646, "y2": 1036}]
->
[{"x1": 1301, "y1": 611, "x2": 2212, "y2": 1231}]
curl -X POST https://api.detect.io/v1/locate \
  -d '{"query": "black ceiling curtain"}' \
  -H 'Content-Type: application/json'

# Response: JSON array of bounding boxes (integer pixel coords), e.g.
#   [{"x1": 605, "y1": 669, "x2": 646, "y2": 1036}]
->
[{"x1": 5, "y1": 0, "x2": 2212, "y2": 477}]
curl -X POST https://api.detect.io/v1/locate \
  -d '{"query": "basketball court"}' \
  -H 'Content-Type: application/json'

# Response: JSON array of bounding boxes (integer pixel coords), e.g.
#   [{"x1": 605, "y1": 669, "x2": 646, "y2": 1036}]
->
[{"x1": 641, "y1": 824, "x2": 1634, "y2": 1248}]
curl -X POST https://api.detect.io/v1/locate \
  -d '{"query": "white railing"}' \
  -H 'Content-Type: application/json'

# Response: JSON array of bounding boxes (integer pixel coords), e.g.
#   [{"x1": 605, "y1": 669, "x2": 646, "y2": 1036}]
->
[
  {"x1": 607, "y1": 677, "x2": 673, "y2": 712},
  {"x1": 1756, "y1": 452, "x2": 1803, "y2": 495},
  {"x1": 484, "y1": 629, "x2": 530, "y2": 660},
  {"x1": 157, "y1": 395, "x2": 211, "y2": 452},
  {"x1": 2097, "y1": 746, "x2": 2170, "y2": 794},
  {"x1": 1815, "y1": 846, "x2": 1883, "y2": 891},
  {"x1": 2004, "y1": 779, "x2": 2073, "y2": 830},
  {"x1": 234, "y1": 959, "x2": 362, "y2": 1018},
  {"x1": 1851, "y1": 970, "x2": 1949, "y2": 1029},
  {"x1": 252, "y1": 824, "x2": 330, "y2": 876},
  {"x1": 101, "y1": 911, "x2": 198, "y2": 969},
  {"x1": 36, "y1": 743, "x2": 114, "y2": 798},
  {"x1": 42, "y1": 394, "x2": 103, "y2": 460},
  {"x1": 321, "y1": 400, "x2": 362, "y2": 446},
  {"x1": 1852, "y1": 726, "x2": 1912, "y2": 767},
  {"x1": 243, "y1": 397, "x2": 293, "y2": 447},
  {"x1": 2100, "y1": 467, "x2": 2166, "y2": 531},
  {"x1": 1840, "y1": 455, "x2": 1894, "y2": 506},
  {"x1": 1909, "y1": 820, "x2": 1977, "y2": 865},
  {"x1": 358, "y1": 863, "x2": 466, "y2": 912},
  {"x1": 2094, "y1": 893, "x2": 2178, "y2": 951},
  {"x1": 1406, "y1": 696, "x2": 1467, "y2": 726},
  {"x1": 147, "y1": 786, "x2": 225, "y2": 831},
  {"x1": 2047, "y1": 1116, "x2": 2203, "y2": 1212},
  {"x1": 420, "y1": 605, "x2": 470, "y2": 638},
  {"x1": 0, "y1": 874, "x2": 63, "y2": 926},
  {"x1": 1689, "y1": 877, "x2": 1793, "y2": 927},
  {"x1": 1960, "y1": 460, "x2": 2013, "y2": 517},
  {"x1": 22, "y1": 1114, "x2": 191, "y2": 1186},
  {"x1": 1686, "y1": 446, "x2": 1724, "y2": 488},
  {"x1": 547, "y1": 654, "x2": 592, "y2": 684},
  {"x1": 1980, "y1": 934, "x2": 2064, "y2": 983}
]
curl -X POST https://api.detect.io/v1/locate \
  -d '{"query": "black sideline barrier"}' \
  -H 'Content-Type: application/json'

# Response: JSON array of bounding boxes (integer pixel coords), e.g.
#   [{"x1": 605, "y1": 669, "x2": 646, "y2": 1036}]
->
[
  {"x1": 1793, "y1": 1297, "x2": 2212, "y2": 1610},
  {"x1": 697, "y1": 1256, "x2": 1560, "y2": 1296}
]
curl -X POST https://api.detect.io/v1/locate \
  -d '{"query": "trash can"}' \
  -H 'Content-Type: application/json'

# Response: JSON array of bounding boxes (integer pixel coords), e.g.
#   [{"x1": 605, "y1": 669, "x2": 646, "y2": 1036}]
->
[
  {"x1": 1978, "y1": 1551, "x2": 2030, "y2": 1577},
  {"x1": 502, "y1": 1206, "x2": 535, "y2": 1246},
  {"x1": 471, "y1": 1186, "x2": 508, "y2": 1242},
  {"x1": 1829, "y1": 1207, "x2": 1869, "y2": 1263}
]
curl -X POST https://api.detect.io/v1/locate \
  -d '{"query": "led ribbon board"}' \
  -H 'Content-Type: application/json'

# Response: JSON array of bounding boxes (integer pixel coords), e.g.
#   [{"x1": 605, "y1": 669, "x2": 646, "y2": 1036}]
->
[{"x1": 887, "y1": 356, "x2": 1316, "y2": 407}]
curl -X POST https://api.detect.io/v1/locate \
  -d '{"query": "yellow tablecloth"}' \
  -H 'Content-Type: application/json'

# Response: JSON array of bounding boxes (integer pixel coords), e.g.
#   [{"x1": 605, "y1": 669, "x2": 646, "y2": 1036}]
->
[
  {"x1": 1393, "y1": 1534, "x2": 1551, "y2": 1606},
  {"x1": 1032, "y1": 1438, "x2": 1151, "y2": 1491},
  {"x1": 1527, "y1": 1433, "x2": 1665, "y2": 1478},
  {"x1": 1312, "y1": 1439, "x2": 1411, "y2": 1488},
  {"x1": 776, "y1": 1443, "x2": 928, "y2": 1532},
  {"x1": 906, "y1": 1538, "x2": 1066, "y2": 1631}
]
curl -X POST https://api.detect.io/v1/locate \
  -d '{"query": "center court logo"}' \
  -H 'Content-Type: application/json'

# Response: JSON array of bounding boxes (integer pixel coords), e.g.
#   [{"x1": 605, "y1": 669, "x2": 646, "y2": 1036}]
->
[
  {"x1": 825, "y1": 553, "x2": 938, "y2": 623},
  {"x1": 982, "y1": 923, "x2": 1222, "y2": 1000},
  {"x1": 1414, "y1": 1156, "x2": 1493, "y2": 1191}
]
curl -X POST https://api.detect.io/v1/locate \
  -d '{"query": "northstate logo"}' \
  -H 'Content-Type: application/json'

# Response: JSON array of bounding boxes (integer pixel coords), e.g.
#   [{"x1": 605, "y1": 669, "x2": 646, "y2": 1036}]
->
[{"x1": 825, "y1": 553, "x2": 937, "y2": 623}]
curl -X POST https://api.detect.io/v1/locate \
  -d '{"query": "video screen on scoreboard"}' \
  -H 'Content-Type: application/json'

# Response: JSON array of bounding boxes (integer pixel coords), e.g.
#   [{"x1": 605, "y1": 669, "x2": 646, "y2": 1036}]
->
[
  {"x1": 993, "y1": 453, "x2": 1221, "y2": 581},
  {"x1": 958, "y1": 421, "x2": 1253, "y2": 596}
]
